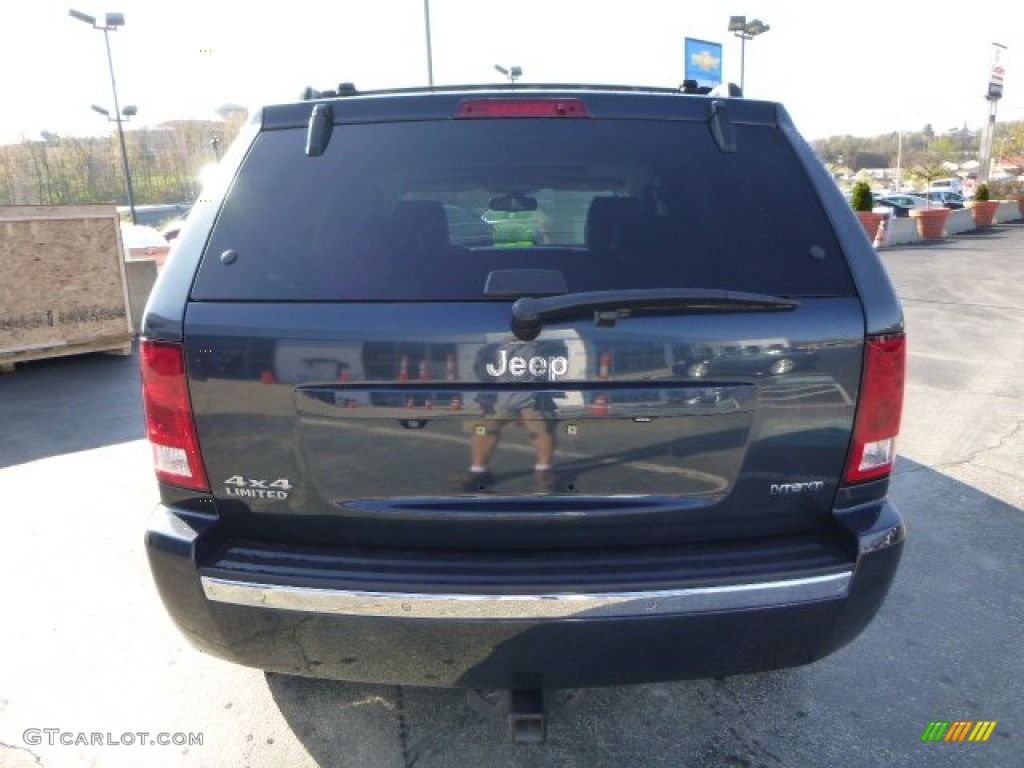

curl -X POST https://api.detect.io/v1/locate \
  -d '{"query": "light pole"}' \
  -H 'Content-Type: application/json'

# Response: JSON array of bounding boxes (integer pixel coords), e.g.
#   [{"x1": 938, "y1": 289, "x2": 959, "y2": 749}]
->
[
  {"x1": 423, "y1": 0, "x2": 434, "y2": 86},
  {"x1": 69, "y1": 8, "x2": 137, "y2": 224},
  {"x1": 889, "y1": 129, "x2": 905, "y2": 192},
  {"x1": 728, "y1": 16, "x2": 770, "y2": 95}
]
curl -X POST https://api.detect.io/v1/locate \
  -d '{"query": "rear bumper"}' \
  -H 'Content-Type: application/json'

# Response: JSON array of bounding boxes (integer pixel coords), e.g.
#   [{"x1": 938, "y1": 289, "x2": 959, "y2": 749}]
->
[{"x1": 145, "y1": 502, "x2": 904, "y2": 688}]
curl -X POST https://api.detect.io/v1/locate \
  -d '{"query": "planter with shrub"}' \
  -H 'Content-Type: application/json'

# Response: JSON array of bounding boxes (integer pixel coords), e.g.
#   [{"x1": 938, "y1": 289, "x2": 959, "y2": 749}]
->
[
  {"x1": 966, "y1": 183, "x2": 999, "y2": 228},
  {"x1": 850, "y1": 181, "x2": 886, "y2": 240}
]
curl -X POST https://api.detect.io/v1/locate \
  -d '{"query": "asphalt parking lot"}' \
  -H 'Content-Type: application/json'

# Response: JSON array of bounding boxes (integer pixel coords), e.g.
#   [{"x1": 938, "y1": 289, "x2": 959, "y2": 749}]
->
[{"x1": 1, "y1": 225, "x2": 1021, "y2": 768}]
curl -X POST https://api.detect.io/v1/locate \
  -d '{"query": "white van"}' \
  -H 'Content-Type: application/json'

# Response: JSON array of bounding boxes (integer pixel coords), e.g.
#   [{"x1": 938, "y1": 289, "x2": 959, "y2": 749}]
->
[{"x1": 928, "y1": 177, "x2": 964, "y2": 194}]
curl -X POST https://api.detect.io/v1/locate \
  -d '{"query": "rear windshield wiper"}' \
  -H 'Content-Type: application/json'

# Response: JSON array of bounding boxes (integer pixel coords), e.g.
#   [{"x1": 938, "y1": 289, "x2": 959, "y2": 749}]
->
[{"x1": 510, "y1": 288, "x2": 798, "y2": 340}]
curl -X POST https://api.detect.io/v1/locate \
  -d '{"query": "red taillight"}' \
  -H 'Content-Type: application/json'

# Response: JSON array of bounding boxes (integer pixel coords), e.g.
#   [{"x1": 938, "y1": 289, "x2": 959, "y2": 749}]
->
[
  {"x1": 140, "y1": 340, "x2": 209, "y2": 492},
  {"x1": 843, "y1": 334, "x2": 906, "y2": 484},
  {"x1": 454, "y1": 98, "x2": 590, "y2": 119}
]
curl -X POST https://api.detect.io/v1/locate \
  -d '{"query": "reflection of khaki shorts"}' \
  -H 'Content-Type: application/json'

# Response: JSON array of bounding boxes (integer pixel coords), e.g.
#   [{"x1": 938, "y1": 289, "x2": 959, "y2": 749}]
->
[{"x1": 465, "y1": 408, "x2": 556, "y2": 437}]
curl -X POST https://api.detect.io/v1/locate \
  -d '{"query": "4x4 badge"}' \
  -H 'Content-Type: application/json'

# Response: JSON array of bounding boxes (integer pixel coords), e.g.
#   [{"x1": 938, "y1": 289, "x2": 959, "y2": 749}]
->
[{"x1": 224, "y1": 475, "x2": 294, "y2": 500}]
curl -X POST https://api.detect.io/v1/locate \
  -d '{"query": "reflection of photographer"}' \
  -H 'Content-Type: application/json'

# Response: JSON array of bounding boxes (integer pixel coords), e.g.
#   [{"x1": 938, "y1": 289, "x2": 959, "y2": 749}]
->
[{"x1": 458, "y1": 339, "x2": 567, "y2": 493}]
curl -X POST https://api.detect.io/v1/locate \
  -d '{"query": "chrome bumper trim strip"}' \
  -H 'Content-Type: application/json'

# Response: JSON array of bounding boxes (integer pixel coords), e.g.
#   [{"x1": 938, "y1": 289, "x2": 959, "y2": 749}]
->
[{"x1": 201, "y1": 571, "x2": 851, "y2": 620}]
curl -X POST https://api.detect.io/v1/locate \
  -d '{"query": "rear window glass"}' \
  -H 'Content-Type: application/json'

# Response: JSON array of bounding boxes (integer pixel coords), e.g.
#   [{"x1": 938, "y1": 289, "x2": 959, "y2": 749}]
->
[{"x1": 191, "y1": 117, "x2": 853, "y2": 301}]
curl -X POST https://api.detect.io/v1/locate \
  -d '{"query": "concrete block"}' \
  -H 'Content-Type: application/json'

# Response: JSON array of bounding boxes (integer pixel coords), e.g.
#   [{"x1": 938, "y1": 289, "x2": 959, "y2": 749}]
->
[
  {"x1": 996, "y1": 200, "x2": 1022, "y2": 223},
  {"x1": 886, "y1": 217, "x2": 922, "y2": 246},
  {"x1": 124, "y1": 259, "x2": 159, "y2": 333},
  {"x1": 945, "y1": 208, "x2": 976, "y2": 235}
]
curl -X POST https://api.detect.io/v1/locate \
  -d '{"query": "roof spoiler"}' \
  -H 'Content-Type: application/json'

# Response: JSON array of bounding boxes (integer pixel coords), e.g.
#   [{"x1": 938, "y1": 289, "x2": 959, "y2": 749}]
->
[{"x1": 305, "y1": 104, "x2": 334, "y2": 157}]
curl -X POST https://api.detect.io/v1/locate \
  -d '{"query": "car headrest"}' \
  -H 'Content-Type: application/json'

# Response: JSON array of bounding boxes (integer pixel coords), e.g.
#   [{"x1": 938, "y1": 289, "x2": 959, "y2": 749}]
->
[
  {"x1": 585, "y1": 197, "x2": 642, "y2": 252},
  {"x1": 392, "y1": 200, "x2": 450, "y2": 252}
]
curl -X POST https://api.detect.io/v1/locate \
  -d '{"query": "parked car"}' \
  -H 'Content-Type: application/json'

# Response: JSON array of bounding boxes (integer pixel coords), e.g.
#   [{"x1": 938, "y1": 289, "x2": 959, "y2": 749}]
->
[
  {"x1": 876, "y1": 193, "x2": 932, "y2": 210},
  {"x1": 871, "y1": 195, "x2": 914, "y2": 218},
  {"x1": 923, "y1": 190, "x2": 965, "y2": 209},
  {"x1": 141, "y1": 84, "x2": 906, "y2": 717},
  {"x1": 871, "y1": 193, "x2": 938, "y2": 218},
  {"x1": 672, "y1": 340, "x2": 818, "y2": 378}
]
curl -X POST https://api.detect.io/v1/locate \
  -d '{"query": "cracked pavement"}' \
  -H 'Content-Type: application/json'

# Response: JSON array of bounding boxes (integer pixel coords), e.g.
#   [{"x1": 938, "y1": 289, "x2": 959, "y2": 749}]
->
[{"x1": 891, "y1": 227, "x2": 1024, "y2": 510}]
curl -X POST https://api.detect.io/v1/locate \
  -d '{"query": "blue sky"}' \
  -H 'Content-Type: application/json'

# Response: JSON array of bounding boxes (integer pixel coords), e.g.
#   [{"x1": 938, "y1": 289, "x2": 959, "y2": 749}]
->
[{"x1": 4, "y1": 0, "x2": 1024, "y2": 145}]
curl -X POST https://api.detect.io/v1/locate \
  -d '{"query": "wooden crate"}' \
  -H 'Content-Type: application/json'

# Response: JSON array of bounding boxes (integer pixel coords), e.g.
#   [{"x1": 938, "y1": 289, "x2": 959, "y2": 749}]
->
[{"x1": 0, "y1": 205, "x2": 134, "y2": 372}]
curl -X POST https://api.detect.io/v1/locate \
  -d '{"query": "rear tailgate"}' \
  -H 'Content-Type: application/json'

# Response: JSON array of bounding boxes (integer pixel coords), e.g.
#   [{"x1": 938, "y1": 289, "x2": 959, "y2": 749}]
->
[{"x1": 185, "y1": 299, "x2": 862, "y2": 550}]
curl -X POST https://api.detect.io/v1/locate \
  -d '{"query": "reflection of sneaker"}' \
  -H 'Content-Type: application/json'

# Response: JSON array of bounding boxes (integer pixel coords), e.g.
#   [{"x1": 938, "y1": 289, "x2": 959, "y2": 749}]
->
[
  {"x1": 456, "y1": 470, "x2": 493, "y2": 493},
  {"x1": 534, "y1": 469, "x2": 557, "y2": 492}
]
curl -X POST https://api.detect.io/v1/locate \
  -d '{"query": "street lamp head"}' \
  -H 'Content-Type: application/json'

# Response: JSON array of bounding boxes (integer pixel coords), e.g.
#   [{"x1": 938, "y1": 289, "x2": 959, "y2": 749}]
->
[
  {"x1": 91, "y1": 104, "x2": 110, "y2": 117},
  {"x1": 70, "y1": 9, "x2": 125, "y2": 29},
  {"x1": 121, "y1": 105, "x2": 137, "y2": 117},
  {"x1": 494, "y1": 64, "x2": 522, "y2": 82},
  {"x1": 746, "y1": 19, "x2": 769, "y2": 37},
  {"x1": 728, "y1": 16, "x2": 746, "y2": 32},
  {"x1": 69, "y1": 8, "x2": 97, "y2": 26}
]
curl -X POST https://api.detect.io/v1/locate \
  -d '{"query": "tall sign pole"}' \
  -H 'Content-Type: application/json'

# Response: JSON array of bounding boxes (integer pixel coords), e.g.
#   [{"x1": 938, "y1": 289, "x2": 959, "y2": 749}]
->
[{"x1": 978, "y1": 42, "x2": 1007, "y2": 185}]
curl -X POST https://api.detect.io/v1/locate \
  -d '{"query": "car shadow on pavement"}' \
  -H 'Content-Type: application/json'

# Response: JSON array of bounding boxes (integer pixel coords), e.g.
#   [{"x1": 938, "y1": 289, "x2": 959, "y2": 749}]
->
[
  {"x1": 263, "y1": 456, "x2": 1021, "y2": 768},
  {"x1": 0, "y1": 347, "x2": 144, "y2": 468}
]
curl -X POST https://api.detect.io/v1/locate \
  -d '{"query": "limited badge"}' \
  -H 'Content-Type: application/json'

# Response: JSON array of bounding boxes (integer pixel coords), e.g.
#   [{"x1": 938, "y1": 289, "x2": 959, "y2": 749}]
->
[{"x1": 223, "y1": 475, "x2": 294, "y2": 500}]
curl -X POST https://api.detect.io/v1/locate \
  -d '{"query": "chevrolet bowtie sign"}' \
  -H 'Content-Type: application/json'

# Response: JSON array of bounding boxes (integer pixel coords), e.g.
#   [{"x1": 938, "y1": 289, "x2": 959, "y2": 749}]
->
[{"x1": 685, "y1": 38, "x2": 723, "y2": 89}]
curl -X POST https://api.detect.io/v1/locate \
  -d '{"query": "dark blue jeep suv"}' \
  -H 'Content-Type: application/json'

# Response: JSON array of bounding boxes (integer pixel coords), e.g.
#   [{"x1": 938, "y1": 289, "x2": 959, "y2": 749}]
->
[{"x1": 142, "y1": 84, "x2": 906, "y2": 695}]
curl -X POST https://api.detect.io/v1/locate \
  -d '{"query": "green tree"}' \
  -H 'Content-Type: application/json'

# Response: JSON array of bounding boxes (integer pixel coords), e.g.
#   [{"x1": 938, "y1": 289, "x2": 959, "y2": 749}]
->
[
  {"x1": 907, "y1": 155, "x2": 950, "y2": 204},
  {"x1": 998, "y1": 122, "x2": 1024, "y2": 156},
  {"x1": 926, "y1": 136, "x2": 957, "y2": 161}
]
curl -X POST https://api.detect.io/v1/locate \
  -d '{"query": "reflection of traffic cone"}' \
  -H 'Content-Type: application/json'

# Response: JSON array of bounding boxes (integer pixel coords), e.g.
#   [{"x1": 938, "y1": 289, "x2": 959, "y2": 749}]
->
[
  {"x1": 338, "y1": 371, "x2": 351, "y2": 383},
  {"x1": 398, "y1": 355, "x2": 409, "y2": 383},
  {"x1": 446, "y1": 353, "x2": 456, "y2": 382},
  {"x1": 406, "y1": 397, "x2": 416, "y2": 409},
  {"x1": 345, "y1": 399, "x2": 357, "y2": 409},
  {"x1": 424, "y1": 399, "x2": 433, "y2": 410},
  {"x1": 260, "y1": 370, "x2": 277, "y2": 385},
  {"x1": 419, "y1": 358, "x2": 430, "y2": 382},
  {"x1": 592, "y1": 352, "x2": 612, "y2": 415},
  {"x1": 451, "y1": 395, "x2": 463, "y2": 411},
  {"x1": 873, "y1": 215, "x2": 889, "y2": 248}
]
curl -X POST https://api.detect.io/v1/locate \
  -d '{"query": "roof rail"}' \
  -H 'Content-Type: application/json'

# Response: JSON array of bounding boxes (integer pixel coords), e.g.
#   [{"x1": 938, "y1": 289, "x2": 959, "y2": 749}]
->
[
  {"x1": 301, "y1": 82, "x2": 358, "y2": 101},
  {"x1": 297, "y1": 82, "x2": 721, "y2": 102},
  {"x1": 680, "y1": 80, "x2": 713, "y2": 95}
]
